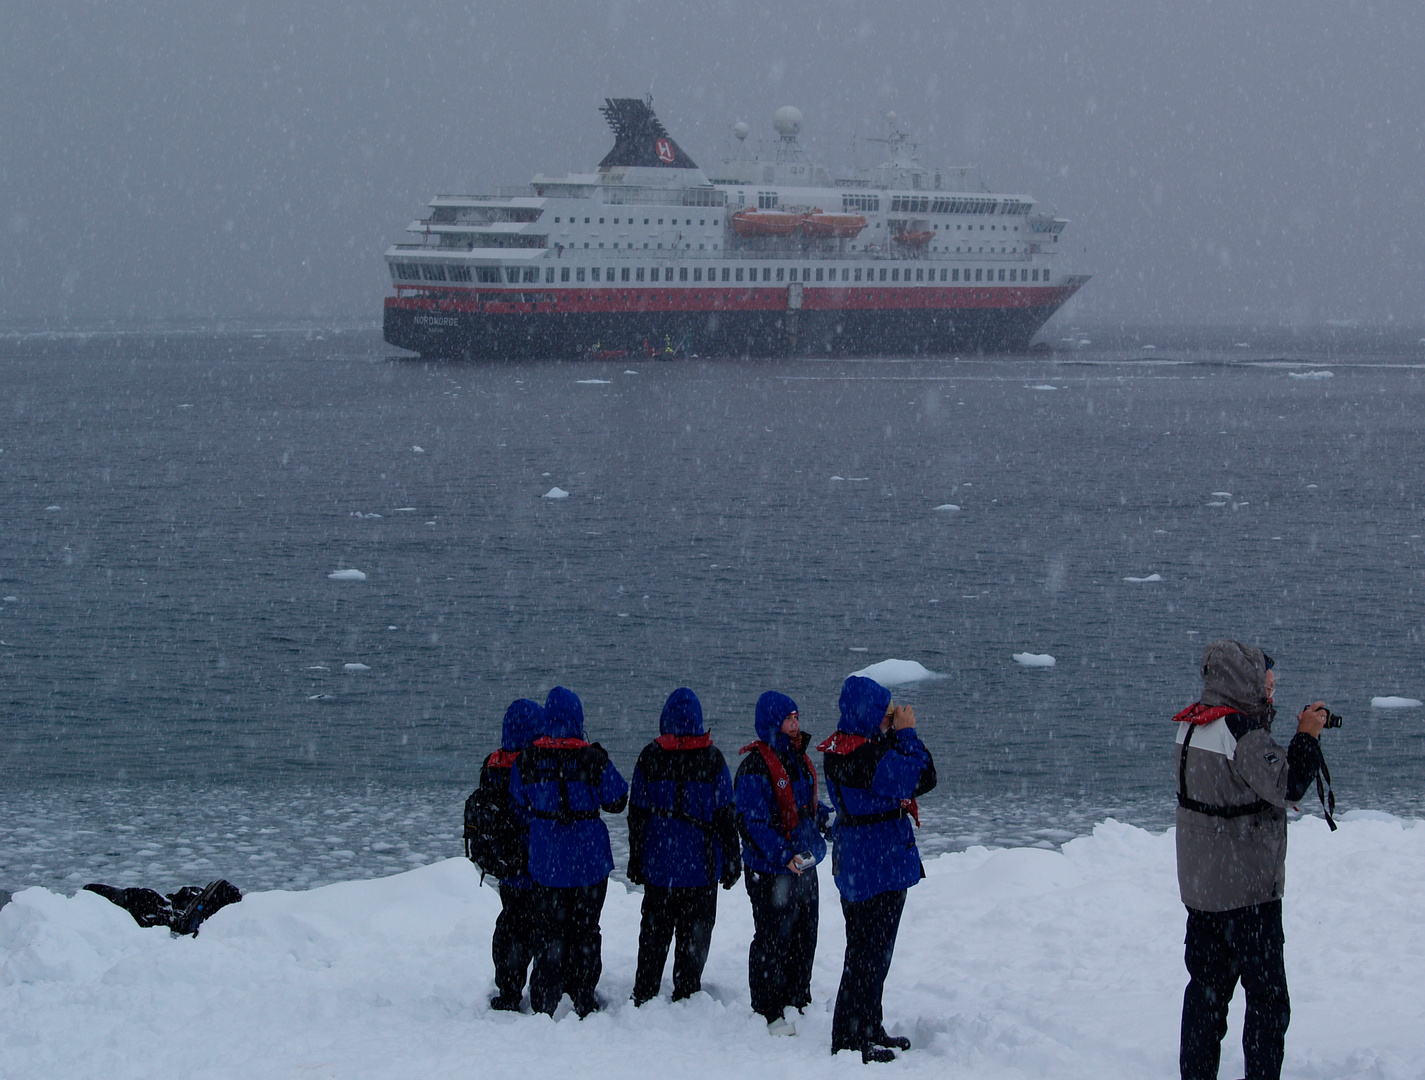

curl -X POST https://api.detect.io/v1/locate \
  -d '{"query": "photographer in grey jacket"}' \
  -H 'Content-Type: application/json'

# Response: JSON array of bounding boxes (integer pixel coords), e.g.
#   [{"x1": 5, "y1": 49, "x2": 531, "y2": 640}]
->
[{"x1": 1171, "y1": 640, "x2": 1326, "y2": 1080}]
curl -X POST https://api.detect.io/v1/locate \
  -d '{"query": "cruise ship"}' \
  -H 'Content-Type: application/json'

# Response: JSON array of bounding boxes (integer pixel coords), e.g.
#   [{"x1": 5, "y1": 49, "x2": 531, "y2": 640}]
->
[{"x1": 382, "y1": 98, "x2": 1088, "y2": 359}]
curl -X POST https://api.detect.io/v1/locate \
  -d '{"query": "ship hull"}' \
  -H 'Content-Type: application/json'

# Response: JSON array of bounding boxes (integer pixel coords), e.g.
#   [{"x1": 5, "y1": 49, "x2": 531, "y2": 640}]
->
[{"x1": 383, "y1": 282, "x2": 1083, "y2": 359}]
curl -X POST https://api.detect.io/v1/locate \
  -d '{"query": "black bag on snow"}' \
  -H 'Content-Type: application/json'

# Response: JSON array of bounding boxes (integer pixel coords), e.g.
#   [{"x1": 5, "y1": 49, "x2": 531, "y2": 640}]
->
[{"x1": 463, "y1": 753, "x2": 527, "y2": 881}]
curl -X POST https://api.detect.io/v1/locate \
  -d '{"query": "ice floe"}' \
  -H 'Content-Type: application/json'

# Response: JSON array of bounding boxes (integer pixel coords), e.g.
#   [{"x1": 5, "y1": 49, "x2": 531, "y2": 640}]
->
[
  {"x1": 542, "y1": 487, "x2": 570, "y2": 499},
  {"x1": 1123, "y1": 574, "x2": 1162, "y2": 583},
  {"x1": 412, "y1": 446, "x2": 424, "y2": 453},
  {"x1": 934, "y1": 504, "x2": 961, "y2": 512},
  {"x1": 1029, "y1": 384, "x2": 1058, "y2": 391},
  {"x1": 1211, "y1": 492, "x2": 1232, "y2": 498},
  {"x1": 1013, "y1": 652, "x2": 1057, "y2": 667},
  {"x1": 1289, "y1": 371, "x2": 1334, "y2": 379},
  {"x1": 848, "y1": 658, "x2": 946, "y2": 686},
  {"x1": 343, "y1": 663, "x2": 370, "y2": 672},
  {"x1": 1205, "y1": 502, "x2": 1227, "y2": 508},
  {"x1": 577, "y1": 379, "x2": 612, "y2": 385},
  {"x1": 394, "y1": 507, "x2": 417, "y2": 512},
  {"x1": 44, "y1": 505, "x2": 61, "y2": 511},
  {"x1": 1371, "y1": 697, "x2": 1422, "y2": 709},
  {"x1": 327, "y1": 569, "x2": 366, "y2": 581}
]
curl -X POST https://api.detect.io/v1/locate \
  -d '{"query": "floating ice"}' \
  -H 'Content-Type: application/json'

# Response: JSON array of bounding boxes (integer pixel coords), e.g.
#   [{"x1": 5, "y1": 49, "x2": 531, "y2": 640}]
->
[
  {"x1": 848, "y1": 647, "x2": 869, "y2": 653},
  {"x1": 411, "y1": 446, "x2": 424, "y2": 453},
  {"x1": 1141, "y1": 344, "x2": 1156, "y2": 350},
  {"x1": 343, "y1": 663, "x2": 370, "y2": 672},
  {"x1": 2, "y1": 596, "x2": 16, "y2": 602},
  {"x1": 394, "y1": 507, "x2": 416, "y2": 512},
  {"x1": 541, "y1": 472, "x2": 551, "y2": 477},
  {"x1": 306, "y1": 665, "x2": 328, "y2": 670},
  {"x1": 1234, "y1": 342, "x2": 1250, "y2": 347},
  {"x1": 830, "y1": 475, "x2": 844, "y2": 481},
  {"x1": 1030, "y1": 384, "x2": 1058, "y2": 391},
  {"x1": 1205, "y1": 502, "x2": 1227, "y2": 507},
  {"x1": 1289, "y1": 370, "x2": 1334, "y2": 379},
  {"x1": 351, "y1": 512, "x2": 382, "y2": 519},
  {"x1": 623, "y1": 369, "x2": 638, "y2": 374},
  {"x1": 178, "y1": 403, "x2": 193, "y2": 408},
  {"x1": 1371, "y1": 696, "x2": 1422, "y2": 709},
  {"x1": 576, "y1": 379, "x2": 612, "y2": 385},
  {"x1": 1211, "y1": 491, "x2": 1232, "y2": 498},
  {"x1": 934, "y1": 504, "x2": 962, "y2": 512},
  {"x1": 1123, "y1": 574, "x2": 1162, "y2": 583},
  {"x1": 1013, "y1": 652, "x2": 1057, "y2": 667},
  {"x1": 542, "y1": 487, "x2": 569, "y2": 499},
  {"x1": 327, "y1": 569, "x2": 366, "y2": 581},
  {"x1": 848, "y1": 658, "x2": 946, "y2": 685},
  {"x1": 387, "y1": 625, "x2": 397, "y2": 630},
  {"x1": 307, "y1": 694, "x2": 332, "y2": 701},
  {"x1": 44, "y1": 505, "x2": 61, "y2": 511}
]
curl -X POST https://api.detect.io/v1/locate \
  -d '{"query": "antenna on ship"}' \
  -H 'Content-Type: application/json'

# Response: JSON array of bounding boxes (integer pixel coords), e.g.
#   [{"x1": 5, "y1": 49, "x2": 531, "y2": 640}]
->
[{"x1": 772, "y1": 106, "x2": 807, "y2": 163}]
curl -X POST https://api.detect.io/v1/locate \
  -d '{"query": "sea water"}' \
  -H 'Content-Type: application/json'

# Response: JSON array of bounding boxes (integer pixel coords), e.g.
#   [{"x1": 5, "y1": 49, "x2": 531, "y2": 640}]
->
[{"x1": 2, "y1": 325, "x2": 1423, "y2": 894}]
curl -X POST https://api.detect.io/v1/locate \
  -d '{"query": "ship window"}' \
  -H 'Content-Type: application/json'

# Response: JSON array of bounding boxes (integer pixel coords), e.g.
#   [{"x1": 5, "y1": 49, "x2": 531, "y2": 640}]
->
[
  {"x1": 878, "y1": 268, "x2": 887, "y2": 282},
  {"x1": 554, "y1": 217, "x2": 560, "y2": 223},
  {"x1": 952, "y1": 269, "x2": 959, "y2": 281},
  {"x1": 658, "y1": 219, "x2": 664, "y2": 225},
  {"x1": 679, "y1": 267, "x2": 688, "y2": 281},
  {"x1": 890, "y1": 269, "x2": 898, "y2": 282},
  {"x1": 1009, "y1": 270, "x2": 1016, "y2": 282},
  {"x1": 776, "y1": 267, "x2": 784, "y2": 282},
  {"x1": 559, "y1": 266, "x2": 570, "y2": 283},
  {"x1": 916, "y1": 268, "x2": 924, "y2": 282},
  {"x1": 735, "y1": 267, "x2": 744, "y2": 282},
  {"x1": 505, "y1": 267, "x2": 520, "y2": 283},
  {"x1": 635, "y1": 267, "x2": 645, "y2": 282},
  {"x1": 939, "y1": 268, "x2": 947, "y2": 282},
  {"x1": 450, "y1": 266, "x2": 472, "y2": 282},
  {"x1": 644, "y1": 219, "x2": 650, "y2": 225},
  {"x1": 591, "y1": 267, "x2": 600, "y2": 281},
  {"x1": 998, "y1": 269, "x2": 1005, "y2": 281},
  {"x1": 584, "y1": 218, "x2": 590, "y2": 224},
  {"x1": 974, "y1": 269, "x2": 982, "y2": 282},
  {"x1": 545, "y1": 268, "x2": 555, "y2": 283},
  {"x1": 422, "y1": 265, "x2": 446, "y2": 281},
  {"x1": 721, "y1": 267, "x2": 730, "y2": 282},
  {"x1": 525, "y1": 268, "x2": 540, "y2": 283},
  {"x1": 758, "y1": 268, "x2": 767, "y2": 281},
  {"x1": 475, "y1": 267, "x2": 500, "y2": 283},
  {"x1": 576, "y1": 267, "x2": 586, "y2": 282},
  {"x1": 621, "y1": 267, "x2": 630, "y2": 282},
  {"x1": 854, "y1": 268, "x2": 862, "y2": 282},
  {"x1": 813, "y1": 268, "x2": 821, "y2": 282}
]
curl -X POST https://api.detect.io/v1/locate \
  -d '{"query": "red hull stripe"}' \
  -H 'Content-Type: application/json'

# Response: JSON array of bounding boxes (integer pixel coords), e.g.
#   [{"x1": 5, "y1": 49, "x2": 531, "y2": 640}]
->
[{"x1": 385, "y1": 285, "x2": 1077, "y2": 316}]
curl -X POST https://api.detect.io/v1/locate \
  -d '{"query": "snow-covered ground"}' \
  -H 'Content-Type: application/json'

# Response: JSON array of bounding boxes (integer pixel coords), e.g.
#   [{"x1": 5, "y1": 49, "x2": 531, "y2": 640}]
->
[{"x1": 2, "y1": 813, "x2": 1422, "y2": 1079}]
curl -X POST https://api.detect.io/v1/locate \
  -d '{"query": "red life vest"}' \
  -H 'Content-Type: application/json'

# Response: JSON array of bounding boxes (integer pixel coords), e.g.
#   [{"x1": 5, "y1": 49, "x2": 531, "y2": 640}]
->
[
  {"x1": 655, "y1": 733, "x2": 713, "y2": 751},
  {"x1": 1171, "y1": 703, "x2": 1239, "y2": 726},
  {"x1": 532, "y1": 736, "x2": 589, "y2": 750},
  {"x1": 739, "y1": 738, "x2": 817, "y2": 838},
  {"x1": 486, "y1": 749, "x2": 519, "y2": 769},
  {"x1": 816, "y1": 729, "x2": 921, "y2": 827}
]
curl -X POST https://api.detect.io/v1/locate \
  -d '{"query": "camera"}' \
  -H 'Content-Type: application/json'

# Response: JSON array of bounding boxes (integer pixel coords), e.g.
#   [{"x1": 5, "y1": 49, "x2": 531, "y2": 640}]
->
[{"x1": 1308, "y1": 703, "x2": 1343, "y2": 728}]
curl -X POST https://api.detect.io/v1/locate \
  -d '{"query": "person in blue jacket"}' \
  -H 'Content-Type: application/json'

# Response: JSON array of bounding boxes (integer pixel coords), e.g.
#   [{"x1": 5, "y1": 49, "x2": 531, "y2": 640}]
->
[
  {"x1": 734, "y1": 690, "x2": 831, "y2": 1036},
  {"x1": 482, "y1": 698, "x2": 545, "y2": 1011},
  {"x1": 627, "y1": 687, "x2": 742, "y2": 1005},
  {"x1": 819, "y1": 675, "x2": 937, "y2": 1063},
  {"x1": 509, "y1": 686, "x2": 629, "y2": 1017}
]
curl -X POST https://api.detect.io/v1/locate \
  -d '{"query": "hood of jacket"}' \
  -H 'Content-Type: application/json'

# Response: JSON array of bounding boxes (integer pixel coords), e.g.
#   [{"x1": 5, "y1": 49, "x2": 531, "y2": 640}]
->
[
  {"x1": 543, "y1": 686, "x2": 586, "y2": 741},
  {"x1": 659, "y1": 687, "x2": 705, "y2": 736},
  {"x1": 501, "y1": 698, "x2": 545, "y2": 751},
  {"x1": 754, "y1": 690, "x2": 798, "y2": 750},
  {"x1": 838, "y1": 675, "x2": 892, "y2": 738},
  {"x1": 1199, "y1": 640, "x2": 1273, "y2": 723}
]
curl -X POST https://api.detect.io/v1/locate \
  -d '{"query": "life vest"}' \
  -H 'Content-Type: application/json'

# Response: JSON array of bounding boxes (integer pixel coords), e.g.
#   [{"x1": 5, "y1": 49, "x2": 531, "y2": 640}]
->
[
  {"x1": 1172, "y1": 702, "x2": 1273, "y2": 819},
  {"x1": 655, "y1": 733, "x2": 713, "y2": 751},
  {"x1": 1170, "y1": 703, "x2": 1239, "y2": 726},
  {"x1": 817, "y1": 730, "x2": 920, "y2": 827},
  {"x1": 739, "y1": 738, "x2": 817, "y2": 838},
  {"x1": 486, "y1": 749, "x2": 519, "y2": 769},
  {"x1": 521, "y1": 737, "x2": 605, "y2": 824}
]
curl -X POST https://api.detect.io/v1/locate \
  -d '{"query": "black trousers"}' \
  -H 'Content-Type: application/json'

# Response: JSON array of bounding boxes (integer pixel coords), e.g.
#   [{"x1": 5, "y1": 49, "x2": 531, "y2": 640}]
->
[
  {"x1": 632, "y1": 884, "x2": 718, "y2": 1004},
  {"x1": 528, "y1": 879, "x2": 608, "y2": 1016},
  {"x1": 1180, "y1": 900, "x2": 1290, "y2": 1080},
  {"x1": 745, "y1": 868, "x2": 819, "y2": 1022},
  {"x1": 491, "y1": 883, "x2": 538, "y2": 1003},
  {"x1": 831, "y1": 888, "x2": 907, "y2": 1052}
]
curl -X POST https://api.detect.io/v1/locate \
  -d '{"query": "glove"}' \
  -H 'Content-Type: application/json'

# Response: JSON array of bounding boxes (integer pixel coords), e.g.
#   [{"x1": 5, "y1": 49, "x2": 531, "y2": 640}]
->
[
  {"x1": 720, "y1": 868, "x2": 742, "y2": 891},
  {"x1": 626, "y1": 857, "x2": 646, "y2": 887}
]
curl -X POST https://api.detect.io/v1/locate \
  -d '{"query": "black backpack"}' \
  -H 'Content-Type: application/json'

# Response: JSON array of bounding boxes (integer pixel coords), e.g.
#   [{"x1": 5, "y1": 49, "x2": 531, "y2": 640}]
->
[{"x1": 463, "y1": 754, "x2": 527, "y2": 881}]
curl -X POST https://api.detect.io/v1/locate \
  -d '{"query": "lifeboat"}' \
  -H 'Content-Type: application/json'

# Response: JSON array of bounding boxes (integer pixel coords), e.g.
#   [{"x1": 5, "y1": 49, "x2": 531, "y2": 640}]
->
[
  {"x1": 731, "y1": 208, "x2": 804, "y2": 237},
  {"x1": 798, "y1": 210, "x2": 867, "y2": 239},
  {"x1": 893, "y1": 229, "x2": 934, "y2": 248}
]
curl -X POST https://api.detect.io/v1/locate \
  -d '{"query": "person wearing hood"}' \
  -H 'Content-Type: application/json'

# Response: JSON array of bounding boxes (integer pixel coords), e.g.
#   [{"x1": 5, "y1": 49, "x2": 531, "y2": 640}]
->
[
  {"x1": 733, "y1": 690, "x2": 830, "y2": 1036},
  {"x1": 475, "y1": 698, "x2": 545, "y2": 1012},
  {"x1": 627, "y1": 687, "x2": 741, "y2": 1006},
  {"x1": 820, "y1": 676, "x2": 936, "y2": 1064},
  {"x1": 1173, "y1": 641, "x2": 1327, "y2": 1080},
  {"x1": 509, "y1": 686, "x2": 629, "y2": 1017}
]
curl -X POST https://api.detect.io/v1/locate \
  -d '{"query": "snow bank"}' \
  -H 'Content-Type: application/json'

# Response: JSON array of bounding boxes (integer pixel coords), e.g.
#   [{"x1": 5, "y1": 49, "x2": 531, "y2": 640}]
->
[
  {"x1": 847, "y1": 659, "x2": 945, "y2": 686},
  {"x1": 1013, "y1": 652, "x2": 1056, "y2": 667},
  {"x1": 1371, "y1": 696, "x2": 1423, "y2": 709},
  {"x1": 327, "y1": 569, "x2": 366, "y2": 581},
  {"x1": 3, "y1": 816, "x2": 1422, "y2": 1079}
]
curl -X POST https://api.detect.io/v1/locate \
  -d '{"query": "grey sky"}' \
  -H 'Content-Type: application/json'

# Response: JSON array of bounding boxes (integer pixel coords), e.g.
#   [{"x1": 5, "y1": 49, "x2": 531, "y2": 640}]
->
[{"x1": 3, "y1": 1, "x2": 1420, "y2": 326}]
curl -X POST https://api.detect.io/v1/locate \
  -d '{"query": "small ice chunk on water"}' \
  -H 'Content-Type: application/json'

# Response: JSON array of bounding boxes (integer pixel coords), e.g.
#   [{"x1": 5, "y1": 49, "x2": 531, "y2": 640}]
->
[
  {"x1": 178, "y1": 403, "x2": 193, "y2": 408},
  {"x1": 623, "y1": 369, "x2": 638, "y2": 374},
  {"x1": 848, "y1": 658, "x2": 945, "y2": 685},
  {"x1": 307, "y1": 694, "x2": 332, "y2": 701},
  {"x1": 1206, "y1": 501, "x2": 1227, "y2": 507},
  {"x1": 1371, "y1": 696, "x2": 1422, "y2": 709},
  {"x1": 1013, "y1": 652, "x2": 1057, "y2": 667},
  {"x1": 577, "y1": 379, "x2": 612, "y2": 385},
  {"x1": 343, "y1": 663, "x2": 370, "y2": 672},
  {"x1": 307, "y1": 665, "x2": 328, "y2": 670},
  {"x1": 542, "y1": 487, "x2": 570, "y2": 499},
  {"x1": 394, "y1": 507, "x2": 416, "y2": 512},
  {"x1": 327, "y1": 569, "x2": 367, "y2": 581},
  {"x1": 542, "y1": 472, "x2": 551, "y2": 477},
  {"x1": 934, "y1": 504, "x2": 961, "y2": 512},
  {"x1": 1212, "y1": 491, "x2": 1232, "y2": 498},
  {"x1": 1141, "y1": 344, "x2": 1156, "y2": 350},
  {"x1": 412, "y1": 445, "x2": 424, "y2": 453},
  {"x1": 848, "y1": 647, "x2": 869, "y2": 653},
  {"x1": 1234, "y1": 342, "x2": 1250, "y2": 348},
  {"x1": 45, "y1": 505, "x2": 61, "y2": 511},
  {"x1": 830, "y1": 475, "x2": 844, "y2": 481},
  {"x1": 2, "y1": 596, "x2": 15, "y2": 602},
  {"x1": 1289, "y1": 370, "x2": 1333, "y2": 379},
  {"x1": 1030, "y1": 384, "x2": 1058, "y2": 391},
  {"x1": 1123, "y1": 574, "x2": 1162, "y2": 582}
]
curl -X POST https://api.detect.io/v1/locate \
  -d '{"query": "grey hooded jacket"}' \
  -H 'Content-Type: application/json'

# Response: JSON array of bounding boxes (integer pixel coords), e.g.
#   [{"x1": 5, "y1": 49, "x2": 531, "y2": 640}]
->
[{"x1": 1173, "y1": 640, "x2": 1322, "y2": 912}]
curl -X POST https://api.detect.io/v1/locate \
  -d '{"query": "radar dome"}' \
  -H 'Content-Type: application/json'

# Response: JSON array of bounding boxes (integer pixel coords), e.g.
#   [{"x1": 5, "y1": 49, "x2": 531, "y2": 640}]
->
[
  {"x1": 733, "y1": 121, "x2": 749, "y2": 141},
  {"x1": 772, "y1": 106, "x2": 804, "y2": 137}
]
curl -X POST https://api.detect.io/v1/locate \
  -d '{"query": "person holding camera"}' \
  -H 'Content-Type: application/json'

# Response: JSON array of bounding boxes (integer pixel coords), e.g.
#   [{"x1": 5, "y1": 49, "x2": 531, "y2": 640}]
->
[
  {"x1": 734, "y1": 690, "x2": 831, "y2": 1036},
  {"x1": 820, "y1": 675, "x2": 936, "y2": 1064},
  {"x1": 1172, "y1": 640, "x2": 1327, "y2": 1080},
  {"x1": 627, "y1": 687, "x2": 742, "y2": 1006}
]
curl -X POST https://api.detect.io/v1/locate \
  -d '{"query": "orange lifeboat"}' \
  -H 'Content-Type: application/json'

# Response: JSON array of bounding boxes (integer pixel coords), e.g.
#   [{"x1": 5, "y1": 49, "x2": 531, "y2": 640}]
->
[
  {"x1": 799, "y1": 210, "x2": 868, "y2": 239},
  {"x1": 731, "y1": 208, "x2": 804, "y2": 237},
  {"x1": 893, "y1": 229, "x2": 934, "y2": 248}
]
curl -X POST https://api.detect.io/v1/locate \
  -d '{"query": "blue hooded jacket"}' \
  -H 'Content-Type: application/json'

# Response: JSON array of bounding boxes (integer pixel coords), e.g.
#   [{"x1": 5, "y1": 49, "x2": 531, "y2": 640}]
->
[
  {"x1": 474, "y1": 699, "x2": 546, "y2": 889},
  {"x1": 822, "y1": 676, "x2": 937, "y2": 902},
  {"x1": 628, "y1": 688, "x2": 740, "y2": 889},
  {"x1": 509, "y1": 686, "x2": 629, "y2": 887},
  {"x1": 734, "y1": 691, "x2": 830, "y2": 875}
]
